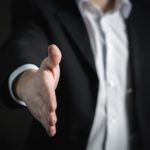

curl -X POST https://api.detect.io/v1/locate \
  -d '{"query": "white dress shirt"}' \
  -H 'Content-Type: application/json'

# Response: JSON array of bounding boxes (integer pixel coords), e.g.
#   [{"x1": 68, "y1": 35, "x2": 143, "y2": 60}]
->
[
  {"x1": 9, "y1": 0, "x2": 132, "y2": 149},
  {"x1": 77, "y1": 0, "x2": 132, "y2": 150}
]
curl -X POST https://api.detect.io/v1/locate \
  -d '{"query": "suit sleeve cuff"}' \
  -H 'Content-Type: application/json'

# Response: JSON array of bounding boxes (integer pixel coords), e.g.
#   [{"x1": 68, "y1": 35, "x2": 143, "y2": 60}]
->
[{"x1": 8, "y1": 64, "x2": 39, "y2": 106}]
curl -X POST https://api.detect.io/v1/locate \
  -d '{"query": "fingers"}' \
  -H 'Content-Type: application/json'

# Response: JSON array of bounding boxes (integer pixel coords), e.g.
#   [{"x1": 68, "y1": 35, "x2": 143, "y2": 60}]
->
[
  {"x1": 43, "y1": 87, "x2": 57, "y2": 137},
  {"x1": 48, "y1": 125, "x2": 56, "y2": 137},
  {"x1": 40, "y1": 92, "x2": 57, "y2": 137},
  {"x1": 41, "y1": 91, "x2": 57, "y2": 137},
  {"x1": 49, "y1": 112, "x2": 57, "y2": 126},
  {"x1": 47, "y1": 91, "x2": 57, "y2": 137},
  {"x1": 48, "y1": 112, "x2": 57, "y2": 137},
  {"x1": 47, "y1": 110, "x2": 57, "y2": 137},
  {"x1": 48, "y1": 44, "x2": 62, "y2": 69}
]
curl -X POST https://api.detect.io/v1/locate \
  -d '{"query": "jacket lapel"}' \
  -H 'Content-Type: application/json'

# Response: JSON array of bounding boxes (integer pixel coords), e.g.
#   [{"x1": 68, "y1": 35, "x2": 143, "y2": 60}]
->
[
  {"x1": 55, "y1": 0, "x2": 97, "y2": 75},
  {"x1": 126, "y1": 1, "x2": 150, "y2": 91},
  {"x1": 126, "y1": 1, "x2": 150, "y2": 139}
]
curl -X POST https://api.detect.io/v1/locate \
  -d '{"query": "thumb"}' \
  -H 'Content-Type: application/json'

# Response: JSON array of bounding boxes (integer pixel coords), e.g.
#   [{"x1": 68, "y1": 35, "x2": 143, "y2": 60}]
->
[
  {"x1": 41, "y1": 44, "x2": 62, "y2": 70},
  {"x1": 48, "y1": 44, "x2": 62, "y2": 69}
]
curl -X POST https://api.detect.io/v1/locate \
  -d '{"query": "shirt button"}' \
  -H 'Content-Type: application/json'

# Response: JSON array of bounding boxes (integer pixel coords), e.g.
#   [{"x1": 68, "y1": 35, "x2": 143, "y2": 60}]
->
[
  {"x1": 109, "y1": 116, "x2": 116, "y2": 123},
  {"x1": 107, "y1": 81, "x2": 115, "y2": 87}
]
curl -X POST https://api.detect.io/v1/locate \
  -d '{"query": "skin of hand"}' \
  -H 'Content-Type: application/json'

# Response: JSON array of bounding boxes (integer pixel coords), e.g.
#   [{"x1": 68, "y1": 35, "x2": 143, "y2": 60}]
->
[{"x1": 15, "y1": 44, "x2": 62, "y2": 137}]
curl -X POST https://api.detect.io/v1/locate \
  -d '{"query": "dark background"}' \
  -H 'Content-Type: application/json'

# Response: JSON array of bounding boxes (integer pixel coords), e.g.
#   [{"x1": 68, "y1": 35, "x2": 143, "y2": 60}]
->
[
  {"x1": 0, "y1": 0, "x2": 11, "y2": 48},
  {"x1": 0, "y1": 0, "x2": 32, "y2": 149}
]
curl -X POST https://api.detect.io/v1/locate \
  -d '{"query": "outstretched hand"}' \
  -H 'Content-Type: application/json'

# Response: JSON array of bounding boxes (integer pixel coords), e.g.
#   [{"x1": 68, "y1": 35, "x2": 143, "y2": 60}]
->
[{"x1": 15, "y1": 44, "x2": 62, "y2": 137}]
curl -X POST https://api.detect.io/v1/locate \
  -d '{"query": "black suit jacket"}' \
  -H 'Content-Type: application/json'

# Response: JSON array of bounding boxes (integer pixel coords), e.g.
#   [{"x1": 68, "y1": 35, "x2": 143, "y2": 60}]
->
[{"x1": 0, "y1": 0, "x2": 150, "y2": 149}]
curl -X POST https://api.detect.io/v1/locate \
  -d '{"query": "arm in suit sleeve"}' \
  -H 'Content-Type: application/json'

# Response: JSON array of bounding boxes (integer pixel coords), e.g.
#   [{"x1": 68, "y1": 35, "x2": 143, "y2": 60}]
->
[{"x1": 0, "y1": 0, "x2": 49, "y2": 108}]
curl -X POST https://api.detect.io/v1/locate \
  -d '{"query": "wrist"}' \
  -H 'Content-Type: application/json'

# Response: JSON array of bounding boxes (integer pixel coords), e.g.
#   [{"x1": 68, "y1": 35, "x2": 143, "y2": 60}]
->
[{"x1": 14, "y1": 69, "x2": 37, "y2": 101}]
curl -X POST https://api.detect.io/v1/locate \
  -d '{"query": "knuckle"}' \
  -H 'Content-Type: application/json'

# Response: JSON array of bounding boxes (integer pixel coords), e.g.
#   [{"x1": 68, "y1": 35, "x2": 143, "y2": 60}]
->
[
  {"x1": 49, "y1": 112, "x2": 57, "y2": 125},
  {"x1": 50, "y1": 102, "x2": 57, "y2": 112}
]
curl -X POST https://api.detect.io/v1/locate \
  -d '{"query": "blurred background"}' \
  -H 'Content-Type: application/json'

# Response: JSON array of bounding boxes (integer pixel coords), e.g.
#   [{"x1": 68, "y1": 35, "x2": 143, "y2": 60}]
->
[{"x1": 0, "y1": 1, "x2": 33, "y2": 149}]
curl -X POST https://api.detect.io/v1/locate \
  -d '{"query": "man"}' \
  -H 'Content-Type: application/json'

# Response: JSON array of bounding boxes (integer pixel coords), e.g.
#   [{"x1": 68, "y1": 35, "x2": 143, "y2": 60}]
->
[{"x1": 0, "y1": 0, "x2": 150, "y2": 149}]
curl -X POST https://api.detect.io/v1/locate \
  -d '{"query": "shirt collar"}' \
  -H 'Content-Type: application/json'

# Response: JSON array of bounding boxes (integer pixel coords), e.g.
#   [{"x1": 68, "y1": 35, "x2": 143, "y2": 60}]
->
[
  {"x1": 119, "y1": 0, "x2": 132, "y2": 18},
  {"x1": 76, "y1": 0, "x2": 132, "y2": 19}
]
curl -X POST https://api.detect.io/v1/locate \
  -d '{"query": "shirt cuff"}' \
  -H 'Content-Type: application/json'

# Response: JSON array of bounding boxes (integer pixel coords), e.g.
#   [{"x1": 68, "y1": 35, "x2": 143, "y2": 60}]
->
[{"x1": 8, "y1": 64, "x2": 39, "y2": 106}]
